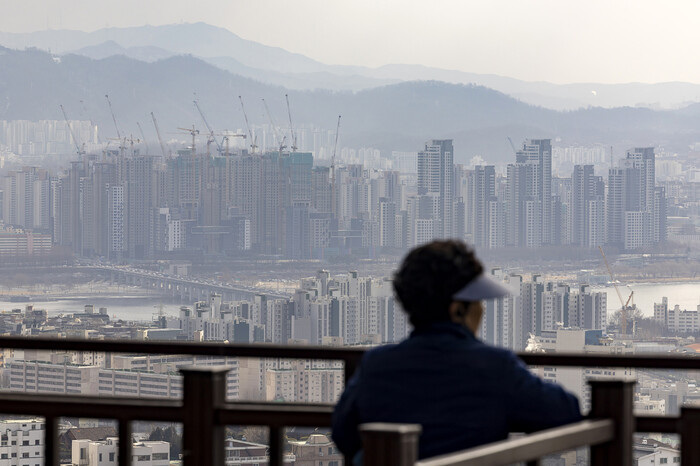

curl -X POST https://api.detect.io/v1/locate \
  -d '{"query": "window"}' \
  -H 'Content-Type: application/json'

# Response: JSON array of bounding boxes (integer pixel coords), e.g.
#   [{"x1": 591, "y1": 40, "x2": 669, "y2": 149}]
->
[
  {"x1": 660, "y1": 458, "x2": 668, "y2": 464},
  {"x1": 109, "y1": 452, "x2": 115, "y2": 461},
  {"x1": 22, "y1": 440, "x2": 29, "y2": 445},
  {"x1": 34, "y1": 440, "x2": 39, "y2": 445},
  {"x1": 99, "y1": 453, "x2": 102, "y2": 461},
  {"x1": 152, "y1": 452, "x2": 168, "y2": 460}
]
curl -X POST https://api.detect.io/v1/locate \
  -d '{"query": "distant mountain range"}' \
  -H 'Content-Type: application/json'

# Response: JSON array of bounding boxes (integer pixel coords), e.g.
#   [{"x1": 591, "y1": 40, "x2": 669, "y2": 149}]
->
[
  {"x1": 2, "y1": 23, "x2": 700, "y2": 110},
  {"x1": 1, "y1": 44, "x2": 700, "y2": 163}
]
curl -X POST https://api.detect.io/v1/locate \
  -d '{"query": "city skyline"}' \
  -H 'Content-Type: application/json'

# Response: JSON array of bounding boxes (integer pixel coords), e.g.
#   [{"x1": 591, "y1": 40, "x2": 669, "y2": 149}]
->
[{"x1": 0, "y1": 5, "x2": 699, "y2": 463}]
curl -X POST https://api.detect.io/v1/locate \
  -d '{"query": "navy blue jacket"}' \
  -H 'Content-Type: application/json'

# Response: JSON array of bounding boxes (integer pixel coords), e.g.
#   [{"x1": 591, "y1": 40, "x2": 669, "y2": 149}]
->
[{"x1": 332, "y1": 322, "x2": 581, "y2": 460}]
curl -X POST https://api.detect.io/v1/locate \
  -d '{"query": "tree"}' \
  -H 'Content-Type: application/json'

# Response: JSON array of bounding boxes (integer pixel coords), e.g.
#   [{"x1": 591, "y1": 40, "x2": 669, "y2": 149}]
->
[
  {"x1": 148, "y1": 425, "x2": 181, "y2": 459},
  {"x1": 608, "y1": 308, "x2": 666, "y2": 339},
  {"x1": 240, "y1": 426, "x2": 268, "y2": 445}
]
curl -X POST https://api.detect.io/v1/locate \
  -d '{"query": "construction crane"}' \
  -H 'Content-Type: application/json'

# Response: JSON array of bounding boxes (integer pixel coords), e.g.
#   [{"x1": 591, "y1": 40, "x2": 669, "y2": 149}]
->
[
  {"x1": 262, "y1": 98, "x2": 286, "y2": 152},
  {"x1": 220, "y1": 131, "x2": 247, "y2": 156},
  {"x1": 238, "y1": 96, "x2": 257, "y2": 154},
  {"x1": 599, "y1": 246, "x2": 633, "y2": 335},
  {"x1": 177, "y1": 126, "x2": 200, "y2": 155},
  {"x1": 136, "y1": 122, "x2": 149, "y2": 154},
  {"x1": 507, "y1": 137, "x2": 518, "y2": 155},
  {"x1": 151, "y1": 112, "x2": 168, "y2": 158},
  {"x1": 193, "y1": 97, "x2": 223, "y2": 155},
  {"x1": 59, "y1": 104, "x2": 85, "y2": 157},
  {"x1": 331, "y1": 115, "x2": 341, "y2": 217},
  {"x1": 285, "y1": 94, "x2": 298, "y2": 152},
  {"x1": 104, "y1": 94, "x2": 122, "y2": 141},
  {"x1": 108, "y1": 135, "x2": 140, "y2": 155}
]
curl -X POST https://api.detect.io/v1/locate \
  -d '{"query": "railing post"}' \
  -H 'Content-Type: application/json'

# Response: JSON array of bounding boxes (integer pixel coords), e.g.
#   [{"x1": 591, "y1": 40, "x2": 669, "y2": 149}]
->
[
  {"x1": 44, "y1": 416, "x2": 58, "y2": 466},
  {"x1": 181, "y1": 366, "x2": 229, "y2": 466},
  {"x1": 588, "y1": 380, "x2": 634, "y2": 466},
  {"x1": 679, "y1": 407, "x2": 700, "y2": 464},
  {"x1": 360, "y1": 423, "x2": 421, "y2": 466},
  {"x1": 118, "y1": 419, "x2": 132, "y2": 466},
  {"x1": 268, "y1": 426, "x2": 285, "y2": 466}
]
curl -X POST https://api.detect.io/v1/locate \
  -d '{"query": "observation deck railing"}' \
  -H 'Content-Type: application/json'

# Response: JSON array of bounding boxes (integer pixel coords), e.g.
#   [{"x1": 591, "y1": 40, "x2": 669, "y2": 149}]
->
[{"x1": 0, "y1": 336, "x2": 697, "y2": 465}]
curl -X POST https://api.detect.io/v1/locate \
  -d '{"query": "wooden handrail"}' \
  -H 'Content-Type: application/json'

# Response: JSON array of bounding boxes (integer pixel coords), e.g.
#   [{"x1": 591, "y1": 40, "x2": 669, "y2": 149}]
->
[
  {"x1": 416, "y1": 420, "x2": 614, "y2": 466},
  {"x1": 361, "y1": 381, "x2": 636, "y2": 466}
]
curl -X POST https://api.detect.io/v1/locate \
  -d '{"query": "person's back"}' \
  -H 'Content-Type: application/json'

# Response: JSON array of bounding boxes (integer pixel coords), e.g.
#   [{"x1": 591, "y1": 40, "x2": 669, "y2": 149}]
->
[{"x1": 332, "y1": 240, "x2": 581, "y2": 460}]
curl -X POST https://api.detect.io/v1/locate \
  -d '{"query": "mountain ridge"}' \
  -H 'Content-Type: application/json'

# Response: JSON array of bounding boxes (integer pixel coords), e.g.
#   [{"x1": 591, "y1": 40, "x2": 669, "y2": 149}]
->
[
  {"x1": 0, "y1": 47, "x2": 699, "y2": 163},
  {"x1": 2, "y1": 23, "x2": 700, "y2": 109}
]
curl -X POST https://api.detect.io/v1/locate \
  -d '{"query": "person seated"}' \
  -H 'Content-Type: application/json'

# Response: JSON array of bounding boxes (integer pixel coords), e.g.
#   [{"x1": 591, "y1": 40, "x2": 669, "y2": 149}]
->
[{"x1": 332, "y1": 240, "x2": 581, "y2": 460}]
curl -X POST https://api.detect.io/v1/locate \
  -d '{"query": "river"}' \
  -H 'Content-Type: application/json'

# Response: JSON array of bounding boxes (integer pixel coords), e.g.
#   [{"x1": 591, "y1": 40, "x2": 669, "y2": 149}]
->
[
  {"x1": 593, "y1": 282, "x2": 700, "y2": 317},
  {"x1": 0, "y1": 295, "x2": 183, "y2": 322},
  {"x1": 0, "y1": 281, "x2": 696, "y2": 323}
]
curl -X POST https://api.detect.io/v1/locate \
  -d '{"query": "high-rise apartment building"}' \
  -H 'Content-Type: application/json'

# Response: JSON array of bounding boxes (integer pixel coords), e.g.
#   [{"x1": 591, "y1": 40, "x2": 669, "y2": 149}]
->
[
  {"x1": 607, "y1": 147, "x2": 664, "y2": 250},
  {"x1": 467, "y1": 165, "x2": 496, "y2": 248},
  {"x1": 507, "y1": 139, "x2": 552, "y2": 248},
  {"x1": 571, "y1": 165, "x2": 605, "y2": 247},
  {"x1": 417, "y1": 139, "x2": 454, "y2": 238}
]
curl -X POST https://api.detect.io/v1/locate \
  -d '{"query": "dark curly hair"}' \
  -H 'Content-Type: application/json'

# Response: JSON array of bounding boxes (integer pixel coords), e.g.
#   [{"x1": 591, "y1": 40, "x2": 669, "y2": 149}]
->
[{"x1": 393, "y1": 240, "x2": 483, "y2": 328}]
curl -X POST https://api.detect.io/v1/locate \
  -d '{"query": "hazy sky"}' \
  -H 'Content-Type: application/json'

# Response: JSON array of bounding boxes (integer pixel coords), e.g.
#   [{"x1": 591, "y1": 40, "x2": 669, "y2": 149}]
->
[{"x1": 1, "y1": 0, "x2": 698, "y2": 84}]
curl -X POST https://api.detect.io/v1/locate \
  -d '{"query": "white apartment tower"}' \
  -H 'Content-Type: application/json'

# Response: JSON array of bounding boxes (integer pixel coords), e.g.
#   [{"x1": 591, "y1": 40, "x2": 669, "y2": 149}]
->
[{"x1": 417, "y1": 140, "x2": 454, "y2": 239}]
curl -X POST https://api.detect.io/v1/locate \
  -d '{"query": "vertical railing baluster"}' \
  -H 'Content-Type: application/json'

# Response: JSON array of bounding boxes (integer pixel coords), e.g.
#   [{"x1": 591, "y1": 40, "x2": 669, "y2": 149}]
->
[
  {"x1": 119, "y1": 419, "x2": 132, "y2": 466},
  {"x1": 589, "y1": 380, "x2": 634, "y2": 466},
  {"x1": 344, "y1": 356, "x2": 362, "y2": 466},
  {"x1": 269, "y1": 425, "x2": 284, "y2": 466},
  {"x1": 344, "y1": 356, "x2": 360, "y2": 385},
  {"x1": 679, "y1": 407, "x2": 700, "y2": 464},
  {"x1": 44, "y1": 416, "x2": 58, "y2": 466},
  {"x1": 360, "y1": 423, "x2": 421, "y2": 466},
  {"x1": 181, "y1": 366, "x2": 228, "y2": 466}
]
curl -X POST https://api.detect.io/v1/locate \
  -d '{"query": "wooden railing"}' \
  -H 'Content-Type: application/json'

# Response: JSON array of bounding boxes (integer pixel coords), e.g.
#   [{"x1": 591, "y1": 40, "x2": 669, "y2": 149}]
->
[
  {"x1": 360, "y1": 381, "x2": 632, "y2": 465},
  {"x1": 0, "y1": 336, "x2": 697, "y2": 465}
]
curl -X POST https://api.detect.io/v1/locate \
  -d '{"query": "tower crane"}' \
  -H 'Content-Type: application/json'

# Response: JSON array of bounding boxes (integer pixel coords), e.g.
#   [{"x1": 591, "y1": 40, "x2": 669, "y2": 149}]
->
[
  {"x1": 104, "y1": 94, "x2": 122, "y2": 141},
  {"x1": 136, "y1": 122, "x2": 149, "y2": 154},
  {"x1": 285, "y1": 94, "x2": 298, "y2": 152},
  {"x1": 507, "y1": 137, "x2": 518, "y2": 155},
  {"x1": 151, "y1": 112, "x2": 169, "y2": 158},
  {"x1": 599, "y1": 246, "x2": 633, "y2": 335},
  {"x1": 238, "y1": 96, "x2": 257, "y2": 154},
  {"x1": 193, "y1": 97, "x2": 223, "y2": 155},
  {"x1": 59, "y1": 104, "x2": 85, "y2": 157},
  {"x1": 331, "y1": 115, "x2": 341, "y2": 217},
  {"x1": 220, "y1": 132, "x2": 247, "y2": 156},
  {"x1": 262, "y1": 98, "x2": 286, "y2": 153},
  {"x1": 177, "y1": 126, "x2": 200, "y2": 155}
]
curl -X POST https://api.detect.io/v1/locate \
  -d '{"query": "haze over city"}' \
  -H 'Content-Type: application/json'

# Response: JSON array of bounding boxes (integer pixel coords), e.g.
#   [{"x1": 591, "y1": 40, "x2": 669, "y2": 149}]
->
[
  {"x1": 2, "y1": 0, "x2": 700, "y2": 84},
  {"x1": 0, "y1": 2, "x2": 698, "y2": 465}
]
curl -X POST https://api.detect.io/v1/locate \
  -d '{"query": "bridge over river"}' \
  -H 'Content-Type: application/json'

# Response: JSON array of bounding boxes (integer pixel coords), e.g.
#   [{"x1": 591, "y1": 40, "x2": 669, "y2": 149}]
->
[{"x1": 2, "y1": 264, "x2": 291, "y2": 303}]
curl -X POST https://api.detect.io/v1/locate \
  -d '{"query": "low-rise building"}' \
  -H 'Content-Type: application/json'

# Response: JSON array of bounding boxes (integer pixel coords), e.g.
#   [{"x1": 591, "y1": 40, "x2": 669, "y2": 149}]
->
[
  {"x1": 224, "y1": 438, "x2": 294, "y2": 465},
  {"x1": 636, "y1": 445, "x2": 680, "y2": 466},
  {"x1": 264, "y1": 360, "x2": 343, "y2": 403},
  {"x1": 288, "y1": 434, "x2": 343, "y2": 466},
  {"x1": 0, "y1": 419, "x2": 44, "y2": 465},
  {"x1": 528, "y1": 329, "x2": 636, "y2": 411},
  {"x1": 71, "y1": 437, "x2": 169, "y2": 466}
]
